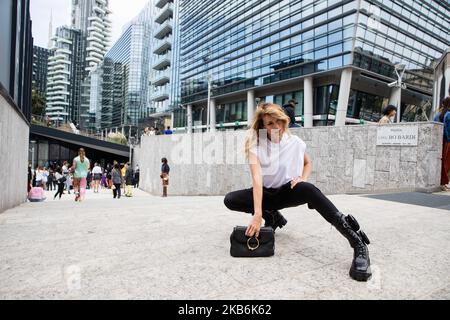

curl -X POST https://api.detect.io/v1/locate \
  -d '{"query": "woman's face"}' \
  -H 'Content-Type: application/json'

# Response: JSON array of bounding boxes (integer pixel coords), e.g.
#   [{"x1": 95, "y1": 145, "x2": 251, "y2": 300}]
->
[
  {"x1": 389, "y1": 110, "x2": 396, "y2": 118},
  {"x1": 262, "y1": 114, "x2": 283, "y2": 142}
]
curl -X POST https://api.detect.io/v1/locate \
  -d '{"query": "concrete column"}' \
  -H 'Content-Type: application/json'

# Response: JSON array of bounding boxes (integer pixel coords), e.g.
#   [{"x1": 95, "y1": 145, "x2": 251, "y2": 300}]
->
[
  {"x1": 210, "y1": 99, "x2": 216, "y2": 133},
  {"x1": 335, "y1": 68, "x2": 353, "y2": 126},
  {"x1": 247, "y1": 89, "x2": 255, "y2": 125},
  {"x1": 187, "y1": 104, "x2": 193, "y2": 134},
  {"x1": 304, "y1": 76, "x2": 313, "y2": 128}
]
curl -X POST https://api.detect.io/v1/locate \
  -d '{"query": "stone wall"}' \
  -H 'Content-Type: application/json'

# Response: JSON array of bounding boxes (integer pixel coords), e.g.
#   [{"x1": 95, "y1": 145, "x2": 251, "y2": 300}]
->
[
  {"x1": 0, "y1": 94, "x2": 29, "y2": 213},
  {"x1": 135, "y1": 122, "x2": 443, "y2": 196}
]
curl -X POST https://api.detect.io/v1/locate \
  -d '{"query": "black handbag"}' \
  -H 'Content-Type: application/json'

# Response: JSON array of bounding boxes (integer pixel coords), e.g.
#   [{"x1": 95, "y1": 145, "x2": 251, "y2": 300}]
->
[{"x1": 230, "y1": 226, "x2": 275, "y2": 257}]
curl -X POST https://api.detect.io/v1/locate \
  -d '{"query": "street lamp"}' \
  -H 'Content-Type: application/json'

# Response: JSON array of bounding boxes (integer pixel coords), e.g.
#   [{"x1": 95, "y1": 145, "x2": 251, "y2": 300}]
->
[{"x1": 391, "y1": 63, "x2": 407, "y2": 123}]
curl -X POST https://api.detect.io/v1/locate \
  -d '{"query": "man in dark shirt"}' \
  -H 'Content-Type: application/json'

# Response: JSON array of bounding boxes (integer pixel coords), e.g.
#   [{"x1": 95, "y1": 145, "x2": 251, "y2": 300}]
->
[{"x1": 282, "y1": 99, "x2": 301, "y2": 128}]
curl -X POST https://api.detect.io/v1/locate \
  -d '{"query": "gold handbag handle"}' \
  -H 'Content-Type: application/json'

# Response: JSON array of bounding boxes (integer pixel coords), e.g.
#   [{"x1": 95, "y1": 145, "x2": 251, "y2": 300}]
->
[{"x1": 247, "y1": 236, "x2": 260, "y2": 251}]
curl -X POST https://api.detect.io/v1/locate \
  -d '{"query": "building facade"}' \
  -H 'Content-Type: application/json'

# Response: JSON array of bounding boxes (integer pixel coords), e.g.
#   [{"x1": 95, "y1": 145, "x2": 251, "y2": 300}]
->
[
  {"x1": 174, "y1": 0, "x2": 450, "y2": 131},
  {"x1": 71, "y1": 0, "x2": 112, "y2": 72},
  {"x1": 45, "y1": 26, "x2": 83, "y2": 124},
  {"x1": 32, "y1": 46, "x2": 52, "y2": 99},
  {"x1": 88, "y1": 3, "x2": 155, "y2": 137},
  {"x1": 1, "y1": 0, "x2": 33, "y2": 212},
  {"x1": 151, "y1": 0, "x2": 174, "y2": 113}
]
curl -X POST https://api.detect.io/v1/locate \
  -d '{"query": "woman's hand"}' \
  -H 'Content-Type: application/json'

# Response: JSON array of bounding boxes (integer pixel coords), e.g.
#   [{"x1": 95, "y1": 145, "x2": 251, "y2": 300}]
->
[
  {"x1": 290, "y1": 176, "x2": 306, "y2": 189},
  {"x1": 246, "y1": 214, "x2": 262, "y2": 237}
]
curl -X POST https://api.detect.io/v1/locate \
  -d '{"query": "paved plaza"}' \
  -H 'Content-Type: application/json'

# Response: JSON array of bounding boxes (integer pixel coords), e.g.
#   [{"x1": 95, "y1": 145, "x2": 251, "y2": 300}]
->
[{"x1": 0, "y1": 187, "x2": 449, "y2": 300}]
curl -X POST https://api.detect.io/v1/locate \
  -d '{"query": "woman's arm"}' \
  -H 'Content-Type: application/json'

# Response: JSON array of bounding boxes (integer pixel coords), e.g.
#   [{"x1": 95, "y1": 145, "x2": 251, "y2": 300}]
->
[
  {"x1": 291, "y1": 152, "x2": 312, "y2": 188},
  {"x1": 246, "y1": 152, "x2": 263, "y2": 237}
]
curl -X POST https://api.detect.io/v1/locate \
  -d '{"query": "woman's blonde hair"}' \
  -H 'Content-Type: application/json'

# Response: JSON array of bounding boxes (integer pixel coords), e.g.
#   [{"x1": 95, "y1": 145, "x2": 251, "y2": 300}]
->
[
  {"x1": 244, "y1": 102, "x2": 290, "y2": 159},
  {"x1": 78, "y1": 148, "x2": 85, "y2": 162}
]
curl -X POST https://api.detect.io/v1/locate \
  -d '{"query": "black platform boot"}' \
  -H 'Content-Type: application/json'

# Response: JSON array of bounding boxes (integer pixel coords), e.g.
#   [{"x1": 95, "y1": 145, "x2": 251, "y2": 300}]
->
[
  {"x1": 263, "y1": 210, "x2": 288, "y2": 232},
  {"x1": 333, "y1": 213, "x2": 372, "y2": 281}
]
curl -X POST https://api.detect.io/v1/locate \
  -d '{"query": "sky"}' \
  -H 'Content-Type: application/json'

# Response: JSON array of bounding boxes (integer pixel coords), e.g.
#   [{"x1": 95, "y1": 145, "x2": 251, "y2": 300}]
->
[{"x1": 30, "y1": 0, "x2": 150, "y2": 49}]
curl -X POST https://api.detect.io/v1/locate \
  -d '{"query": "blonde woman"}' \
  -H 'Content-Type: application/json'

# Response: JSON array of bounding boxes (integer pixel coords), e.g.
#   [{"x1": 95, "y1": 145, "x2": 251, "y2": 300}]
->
[
  {"x1": 224, "y1": 103, "x2": 372, "y2": 281},
  {"x1": 71, "y1": 148, "x2": 90, "y2": 202}
]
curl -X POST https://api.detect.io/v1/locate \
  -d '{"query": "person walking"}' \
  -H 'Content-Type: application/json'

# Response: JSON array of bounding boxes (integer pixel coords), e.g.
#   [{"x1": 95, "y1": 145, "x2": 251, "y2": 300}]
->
[
  {"x1": 111, "y1": 163, "x2": 123, "y2": 199},
  {"x1": 53, "y1": 167, "x2": 66, "y2": 200},
  {"x1": 124, "y1": 163, "x2": 134, "y2": 197},
  {"x1": 92, "y1": 162, "x2": 102, "y2": 193},
  {"x1": 223, "y1": 103, "x2": 372, "y2": 281},
  {"x1": 134, "y1": 165, "x2": 140, "y2": 188},
  {"x1": 433, "y1": 97, "x2": 450, "y2": 191},
  {"x1": 71, "y1": 148, "x2": 90, "y2": 202},
  {"x1": 62, "y1": 161, "x2": 71, "y2": 194},
  {"x1": 160, "y1": 158, "x2": 170, "y2": 197},
  {"x1": 282, "y1": 99, "x2": 301, "y2": 128},
  {"x1": 379, "y1": 105, "x2": 397, "y2": 124}
]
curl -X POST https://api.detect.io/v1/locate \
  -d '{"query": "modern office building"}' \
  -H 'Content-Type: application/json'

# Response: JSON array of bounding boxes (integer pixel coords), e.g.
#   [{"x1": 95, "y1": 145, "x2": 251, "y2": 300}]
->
[
  {"x1": 33, "y1": 46, "x2": 52, "y2": 98},
  {"x1": 88, "y1": 3, "x2": 155, "y2": 137},
  {"x1": 173, "y1": 0, "x2": 450, "y2": 131},
  {"x1": 45, "y1": 26, "x2": 83, "y2": 124},
  {"x1": 71, "y1": 0, "x2": 112, "y2": 72}
]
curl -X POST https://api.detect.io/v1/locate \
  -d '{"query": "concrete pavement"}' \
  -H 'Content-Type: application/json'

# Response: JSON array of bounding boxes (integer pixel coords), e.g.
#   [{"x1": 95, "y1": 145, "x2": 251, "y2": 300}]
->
[{"x1": 0, "y1": 187, "x2": 449, "y2": 299}]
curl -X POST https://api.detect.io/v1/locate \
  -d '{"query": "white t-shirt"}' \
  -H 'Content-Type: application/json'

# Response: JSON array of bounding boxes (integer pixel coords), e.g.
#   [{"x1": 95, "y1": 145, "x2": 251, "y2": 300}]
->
[
  {"x1": 92, "y1": 166, "x2": 102, "y2": 174},
  {"x1": 250, "y1": 133, "x2": 306, "y2": 188}
]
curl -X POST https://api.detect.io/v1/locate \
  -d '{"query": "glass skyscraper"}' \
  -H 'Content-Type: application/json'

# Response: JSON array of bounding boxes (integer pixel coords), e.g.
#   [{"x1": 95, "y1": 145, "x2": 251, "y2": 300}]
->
[
  {"x1": 33, "y1": 46, "x2": 53, "y2": 99},
  {"x1": 174, "y1": 0, "x2": 449, "y2": 130},
  {"x1": 88, "y1": 3, "x2": 155, "y2": 136}
]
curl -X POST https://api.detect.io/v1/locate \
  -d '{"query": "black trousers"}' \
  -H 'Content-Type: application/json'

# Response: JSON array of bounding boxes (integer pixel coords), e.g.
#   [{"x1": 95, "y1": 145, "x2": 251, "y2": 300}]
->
[
  {"x1": 224, "y1": 182, "x2": 340, "y2": 225},
  {"x1": 54, "y1": 183, "x2": 64, "y2": 199},
  {"x1": 113, "y1": 184, "x2": 121, "y2": 198}
]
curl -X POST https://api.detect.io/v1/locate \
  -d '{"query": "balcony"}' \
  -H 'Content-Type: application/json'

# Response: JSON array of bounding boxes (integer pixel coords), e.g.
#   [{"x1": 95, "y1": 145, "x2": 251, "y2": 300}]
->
[
  {"x1": 153, "y1": 39, "x2": 171, "y2": 55},
  {"x1": 152, "y1": 92, "x2": 169, "y2": 102},
  {"x1": 154, "y1": 20, "x2": 172, "y2": 39},
  {"x1": 152, "y1": 53, "x2": 171, "y2": 70},
  {"x1": 156, "y1": 0, "x2": 170, "y2": 9},
  {"x1": 153, "y1": 69, "x2": 171, "y2": 86},
  {"x1": 155, "y1": 2, "x2": 173, "y2": 24},
  {"x1": 93, "y1": 6, "x2": 105, "y2": 15}
]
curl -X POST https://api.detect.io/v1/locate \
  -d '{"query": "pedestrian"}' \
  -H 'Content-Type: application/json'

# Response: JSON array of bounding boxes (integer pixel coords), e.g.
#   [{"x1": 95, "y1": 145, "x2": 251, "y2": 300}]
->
[
  {"x1": 53, "y1": 167, "x2": 66, "y2": 200},
  {"x1": 164, "y1": 126, "x2": 173, "y2": 134},
  {"x1": 92, "y1": 162, "x2": 102, "y2": 193},
  {"x1": 111, "y1": 163, "x2": 123, "y2": 199},
  {"x1": 433, "y1": 97, "x2": 450, "y2": 191},
  {"x1": 124, "y1": 162, "x2": 134, "y2": 197},
  {"x1": 149, "y1": 127, "x2": 156, "y2": 136},
  {"x1": 379, "y1": 105, "x2": 397, "y2": 124},
  {"x1": 121, "y1": 163, "x2": 126, "y2": 191},
  {"x1": 101, "y1": 172, "x2": 106, "y2": 189},
  {"x1": 134, "y1": 165, "x2": 140, "y2": 188},
  {"x1": 223, "y1": 103, "x2": 372, "y2": 282},
  {"x1": 62, "y1": 161, "x2": 71, "y2": 194},
  {"x1": 71, "y1": 148, "x2": 90, "y2": 202},
  {"x1": 35, "y1": 165, "x2": 44, "y2": 188},
  {"x1": 144, "y1": 127, "x2": 150, "y2": 136},
  {"x1": 27, "y1": 163, "x2": 33, "y2": 192},
  {"x1": 47, "y1": 169, "x2": 54, "y2": 191},
  {"x1": 86, "y1": 169, "x2": 92, "y2": 190},
  {"x1": 160, "y1": 157, "x2": 170, "y2": 197},
  {"x1": 42, "y1": 167, "x2": 48, "y2": 191},
  {"x1": 282, "y1": 99, "x2": 301, "y2": 128},
  {"x1": 106, "y1": 163, "x2": 112, "y2": 189}
]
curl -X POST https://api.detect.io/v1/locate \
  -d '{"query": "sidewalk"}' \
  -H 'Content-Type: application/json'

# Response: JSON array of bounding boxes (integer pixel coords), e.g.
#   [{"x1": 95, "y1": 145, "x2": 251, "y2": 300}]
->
[{"x1": 0, "y1": 187, "x2": 449, "y2": 299}]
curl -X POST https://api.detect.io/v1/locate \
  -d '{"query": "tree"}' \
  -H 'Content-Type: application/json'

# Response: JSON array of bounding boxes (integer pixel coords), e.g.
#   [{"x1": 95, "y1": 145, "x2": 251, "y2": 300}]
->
[{"x1": 32, "y1": 86, "x2": 46, "y2": 116}]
